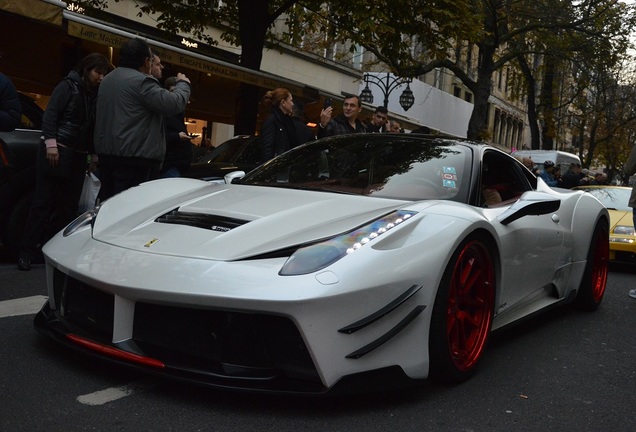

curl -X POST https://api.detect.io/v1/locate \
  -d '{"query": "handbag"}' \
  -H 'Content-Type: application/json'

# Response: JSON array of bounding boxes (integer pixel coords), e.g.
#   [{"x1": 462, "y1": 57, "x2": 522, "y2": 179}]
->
[{"x1": 78, "y1": 172, "x2": 101, "y2": 213}]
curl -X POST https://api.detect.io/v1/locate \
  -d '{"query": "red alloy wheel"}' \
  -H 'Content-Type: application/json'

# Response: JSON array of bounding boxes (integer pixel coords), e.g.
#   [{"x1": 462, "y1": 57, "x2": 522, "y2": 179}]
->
[
  {"x1": 445, "y1": 240, "x2": 495, "y2": 372},
  {"x1": 590, "y1": 224, "x2": 609, "y2": 303}
]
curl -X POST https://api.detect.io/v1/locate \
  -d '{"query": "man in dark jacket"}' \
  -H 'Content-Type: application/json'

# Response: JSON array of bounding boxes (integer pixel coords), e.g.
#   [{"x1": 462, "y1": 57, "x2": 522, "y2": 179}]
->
[
  {"x1": 160, "y1": 76, "x2": 192, "y2": 178},
  {"x1": 561, "y1": 163, "x2": 582, "y2": 189},
  {"x1": 366, "y1": 106, "x2": 388, "y2": 133},
  {"x1": 317, "y1": 95, "x2": 367, "y2": 138},
  {"x1": 0, "y1": 72, "x2": 21, "y2": 131}
]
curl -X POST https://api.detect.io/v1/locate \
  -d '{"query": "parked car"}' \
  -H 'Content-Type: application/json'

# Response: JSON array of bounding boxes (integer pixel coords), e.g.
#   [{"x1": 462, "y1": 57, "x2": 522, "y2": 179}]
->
[
  {"x1": 34, "y1": 134, "x2": 609, "y2": 395},
  {"x1": 574, "y1": 185, "x2": 635, "y2": 262},
  {"x1": 186, "y1": 135, "x2": 262, "y2": 181},
  {"x1": 0, "y1": 93, "x2": 43, "y2": 256}
]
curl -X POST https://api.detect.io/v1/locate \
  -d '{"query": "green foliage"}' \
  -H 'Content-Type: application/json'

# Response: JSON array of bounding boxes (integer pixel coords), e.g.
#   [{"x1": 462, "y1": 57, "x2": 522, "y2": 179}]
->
[{"x1": 77, "y1": 0, "x2": 636, "y2": 152}]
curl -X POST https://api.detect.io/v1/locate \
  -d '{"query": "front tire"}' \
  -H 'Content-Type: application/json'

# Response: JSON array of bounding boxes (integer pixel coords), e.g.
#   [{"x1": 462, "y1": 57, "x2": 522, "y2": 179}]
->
[
  {"x1": 575, "y1": 219, "x2": 609, "y2": 311},
  {"x1": 429, "y1": 234, "x2": 496, "y2": 384}
]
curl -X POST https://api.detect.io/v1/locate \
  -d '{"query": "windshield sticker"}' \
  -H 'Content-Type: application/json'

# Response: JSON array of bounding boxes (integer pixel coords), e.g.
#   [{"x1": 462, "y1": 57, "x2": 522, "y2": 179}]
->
[{"x1": 442, "y1": 167, "x2": 457, "y2": 188}]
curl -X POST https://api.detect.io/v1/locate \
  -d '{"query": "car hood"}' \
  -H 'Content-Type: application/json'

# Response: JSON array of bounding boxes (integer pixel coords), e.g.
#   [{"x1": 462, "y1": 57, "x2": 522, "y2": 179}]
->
[
  {"x1": 608, "y1": 208, "x2": 633, "y2": 231},
  {"x1": 92, "y1": 179, "x2": 413, "y2": 260}
]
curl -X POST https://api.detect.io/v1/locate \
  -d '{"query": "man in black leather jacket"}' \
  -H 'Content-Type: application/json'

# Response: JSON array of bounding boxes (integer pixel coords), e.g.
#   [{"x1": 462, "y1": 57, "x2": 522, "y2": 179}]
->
[{"x1": 317, "y1": 95, "x2": 367, "y2": 138}]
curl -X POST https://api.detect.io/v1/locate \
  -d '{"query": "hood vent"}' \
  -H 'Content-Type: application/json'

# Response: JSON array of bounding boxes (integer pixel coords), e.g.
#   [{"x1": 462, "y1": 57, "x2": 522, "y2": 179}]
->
[{"x1": 155, "y1": 209, "x2": 249, "y2": 232}]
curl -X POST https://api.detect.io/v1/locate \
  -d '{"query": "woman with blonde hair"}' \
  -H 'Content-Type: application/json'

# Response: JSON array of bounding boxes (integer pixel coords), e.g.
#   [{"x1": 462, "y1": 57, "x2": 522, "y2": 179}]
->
[{"x1": 260, "y1": 87, "x2": 306, "y2": 162}]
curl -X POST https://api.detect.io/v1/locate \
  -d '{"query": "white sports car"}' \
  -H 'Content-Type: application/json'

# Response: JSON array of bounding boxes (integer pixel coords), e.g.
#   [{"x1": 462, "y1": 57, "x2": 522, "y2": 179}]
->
[{"x1": 35, "y1": 134, "x2": 609, "y2": 395}]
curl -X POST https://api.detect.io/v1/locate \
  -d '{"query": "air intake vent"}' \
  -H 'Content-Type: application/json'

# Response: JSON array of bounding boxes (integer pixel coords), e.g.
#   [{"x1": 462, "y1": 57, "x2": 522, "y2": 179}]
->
[{"x1": 156, "y1": 209, "x2": 249, "y2": 232}]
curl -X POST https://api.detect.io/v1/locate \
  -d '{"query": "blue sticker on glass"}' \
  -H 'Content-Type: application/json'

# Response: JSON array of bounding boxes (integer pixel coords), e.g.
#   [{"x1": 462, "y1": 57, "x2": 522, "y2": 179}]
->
[
  {"x1": 443, "y1": 166, "x2": 457, "y2": 174},
  {"x1": 443, "y1": 179, "x2": 457, "y2": 188}
]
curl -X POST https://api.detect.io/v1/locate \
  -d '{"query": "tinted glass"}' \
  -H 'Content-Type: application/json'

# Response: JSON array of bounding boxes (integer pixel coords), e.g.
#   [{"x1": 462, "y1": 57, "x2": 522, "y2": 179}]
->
[
  {"x1": 198, "y1": 138, "x2": 255, "y2": 164},
  {"x1": 578, "y1": 187, "x2": 631, "y2": 211},
  {"x1": 241, "y1": 135, "x2": 472, "y2": 202}
]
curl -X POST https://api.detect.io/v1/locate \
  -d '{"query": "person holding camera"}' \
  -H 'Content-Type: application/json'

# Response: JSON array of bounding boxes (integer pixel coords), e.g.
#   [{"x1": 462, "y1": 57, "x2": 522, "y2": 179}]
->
[{"x1": 318, "y1": 94, "x2": 368, "y2": 138}]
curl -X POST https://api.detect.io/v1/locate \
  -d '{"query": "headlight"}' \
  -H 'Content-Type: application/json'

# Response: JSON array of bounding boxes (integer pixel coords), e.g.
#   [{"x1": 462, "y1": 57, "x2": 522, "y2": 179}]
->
[
  {"x1": 63, "y1": 205, "x2": 101, "y2": 237},
  {"x1": 280, "y1": 210, "x2": 416, "y2": 276},
  {"x1": 613, "y1": 225, "x2": 635, "y2": 236}
]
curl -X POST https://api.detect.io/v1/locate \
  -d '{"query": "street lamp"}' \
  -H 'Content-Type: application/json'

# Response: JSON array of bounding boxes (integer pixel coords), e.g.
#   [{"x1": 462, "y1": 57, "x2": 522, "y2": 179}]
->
[{"x1": 359, "y1": 73, "x2": 415, "y2": 111}]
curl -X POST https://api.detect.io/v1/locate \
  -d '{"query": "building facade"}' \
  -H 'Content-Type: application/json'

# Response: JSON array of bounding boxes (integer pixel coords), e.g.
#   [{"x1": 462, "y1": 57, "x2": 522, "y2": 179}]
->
[{"x1": 0, "y1": 0, "x2": 531, "y2": 150}]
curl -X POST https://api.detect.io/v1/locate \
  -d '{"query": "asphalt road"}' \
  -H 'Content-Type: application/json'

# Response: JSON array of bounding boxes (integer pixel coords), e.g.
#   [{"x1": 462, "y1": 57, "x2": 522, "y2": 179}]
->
[{"x1": 1, "y1": 258, "x2": 635, "y2": 432}]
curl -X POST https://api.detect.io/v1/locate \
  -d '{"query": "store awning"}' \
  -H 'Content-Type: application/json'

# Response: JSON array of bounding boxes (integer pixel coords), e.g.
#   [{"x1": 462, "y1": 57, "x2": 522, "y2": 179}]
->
[
  {"x1": 64, "y1": 11, "x2": 304, "y2": 95},
  {"x1": 0, "y1": 0, "x2": 63, "y2": 26}
]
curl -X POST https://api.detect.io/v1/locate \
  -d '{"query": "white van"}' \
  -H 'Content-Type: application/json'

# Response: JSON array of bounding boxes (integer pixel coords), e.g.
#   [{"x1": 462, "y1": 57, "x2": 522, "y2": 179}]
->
[{"x1": 510, "y1": 150, "x2": 581, "y2": 176}]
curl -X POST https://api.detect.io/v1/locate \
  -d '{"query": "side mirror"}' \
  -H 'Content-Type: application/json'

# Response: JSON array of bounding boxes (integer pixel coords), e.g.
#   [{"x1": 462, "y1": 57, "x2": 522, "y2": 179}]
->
[{"x1": 224, "y1": 171, "x2": 246, "y2": 184}]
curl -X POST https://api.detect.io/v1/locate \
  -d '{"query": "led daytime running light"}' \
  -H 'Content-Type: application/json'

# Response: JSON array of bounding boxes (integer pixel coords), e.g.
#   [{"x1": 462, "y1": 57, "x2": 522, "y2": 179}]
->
[
  {"x1": 345, "y1": 213, "x2": 412, "y2": 254},
  {"x1": 280, "y1": 210, "x2": 416, "y2": 276}
]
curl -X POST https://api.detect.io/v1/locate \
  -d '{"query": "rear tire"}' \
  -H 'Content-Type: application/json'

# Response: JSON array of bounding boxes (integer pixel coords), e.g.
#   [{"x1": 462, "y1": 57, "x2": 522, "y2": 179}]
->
[
  {"x1": 429, "y1": 234, "x2": 496, "y2": 384},
  {"x1": 575, "y1": 219, "x2": 609, "y2": 311}
]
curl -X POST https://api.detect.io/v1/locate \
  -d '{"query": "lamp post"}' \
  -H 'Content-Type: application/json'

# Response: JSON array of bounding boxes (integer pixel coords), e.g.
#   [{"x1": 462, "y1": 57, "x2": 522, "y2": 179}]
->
[{"x1": 359, "y1": 73, "x2": 415, "y2": 111}]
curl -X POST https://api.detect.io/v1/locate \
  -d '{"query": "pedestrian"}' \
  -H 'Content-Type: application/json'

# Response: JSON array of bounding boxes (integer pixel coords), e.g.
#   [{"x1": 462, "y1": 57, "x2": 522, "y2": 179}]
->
[
  {"x1": 389, "y1": 119, "x2": 402, "y2": 133},
  {"x1": 18, "y1": 52, "x2": 112, "y2": 271},
  {"x1": 538, "y1": 160, "x2": 559, "y2": 187},
  {"x1": 520, "y1": 157, "x2": 538, "y2": 175},
  {"x1": 317, "y1": 94, "x2": 367, "y2": 137},
  {"x1": 260, "y1": 87, "x2": 305, "y2": 161},
  {"x1": 561, "y1": 163, "x2": 582, "y2": 189},
  {"x1": 366, "y1": 106, "x2": 389, "y2": 133},
  {"x1": 150, "y1": 49, "x2": 164, "y2": 80},
  {"x1": 0, "y1": 71, "x2": 21, "y2": 131},
  {"x1": 94, "y1": 37, "x2": 191, "y2": 201},
  {"x1": 291, "y1": 101, "x2": 315, "y2": 145},
  {"x1": 160, "y1": 76, "x2": 192, "y2": 178},
  {"x1": 625, "y1": 142, "x2": 636, "y2": 299}
]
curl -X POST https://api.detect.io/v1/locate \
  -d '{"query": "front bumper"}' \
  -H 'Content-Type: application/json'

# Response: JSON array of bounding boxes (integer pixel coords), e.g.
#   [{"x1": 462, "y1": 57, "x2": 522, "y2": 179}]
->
[{"x1": 34, "y1": 253, "x2": 431, "y2": 394}]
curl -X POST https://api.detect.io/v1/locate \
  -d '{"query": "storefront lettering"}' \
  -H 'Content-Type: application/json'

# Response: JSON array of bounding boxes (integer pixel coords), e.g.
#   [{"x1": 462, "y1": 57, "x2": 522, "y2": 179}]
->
[
  {"x1": 71, "y1": 23, "x2": 127, "y2": 48},
  {"x1": 79, "y1": 27, "x2": 99, "y2": 41},
  {"x1": 181, "y1": 38, "x2": 198, "y2": 49},
  {"x1": 66, "y1": 3, "x2": 85, "y2": 13},
  {"x1": 179, "y1": 56, "x2": 237, "y2": 77}
]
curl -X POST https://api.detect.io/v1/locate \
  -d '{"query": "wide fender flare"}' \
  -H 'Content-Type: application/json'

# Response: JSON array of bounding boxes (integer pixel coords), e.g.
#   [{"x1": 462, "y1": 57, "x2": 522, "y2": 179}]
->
[
  {"x1": 569, "y1": 192, "x2": 609, "y2": 262},
  {"x1": 410, "y1": 200, "x2": 502, "y2": 285}
]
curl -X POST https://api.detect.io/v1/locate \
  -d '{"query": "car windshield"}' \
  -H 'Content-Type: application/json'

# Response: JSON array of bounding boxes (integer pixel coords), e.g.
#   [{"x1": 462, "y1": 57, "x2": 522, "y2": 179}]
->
[
  {"x1": 578, "y1": 187, "x2": 632, "y2": 211},
  {"x1": 240, "y1": 135, "x2": 472, "y2": 202}
]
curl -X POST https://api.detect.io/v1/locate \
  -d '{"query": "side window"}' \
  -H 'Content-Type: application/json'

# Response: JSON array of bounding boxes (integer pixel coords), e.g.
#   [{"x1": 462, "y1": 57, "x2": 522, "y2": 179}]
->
[
  {"x1": 481, "y1": 151, "x2": 532, "y2": 207},
  {"x1": 237, "y1": 138, "x2": 262, "y2": 164}
]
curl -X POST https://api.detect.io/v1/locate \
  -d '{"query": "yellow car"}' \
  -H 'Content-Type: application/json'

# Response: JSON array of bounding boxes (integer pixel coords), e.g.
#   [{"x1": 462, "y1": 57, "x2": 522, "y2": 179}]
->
[{"x1": 575, "y1": 185, "x2": 635, "y2": 262}]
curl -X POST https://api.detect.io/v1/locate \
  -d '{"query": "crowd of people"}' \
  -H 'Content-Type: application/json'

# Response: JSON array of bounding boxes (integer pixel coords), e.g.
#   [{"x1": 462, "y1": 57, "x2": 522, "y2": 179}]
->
[
  {"x1": 259, "y1": 92, "x2": 405, "y2": 162},
  {"x1": 14, "y1": 37, "x2": 191, "y2": 271},
  {"x1": 5, "y1": 47, "x2": 411, "y2": 271},
  {"x1": 518, "y1": 157, "x2": 610, "y2": 189}
]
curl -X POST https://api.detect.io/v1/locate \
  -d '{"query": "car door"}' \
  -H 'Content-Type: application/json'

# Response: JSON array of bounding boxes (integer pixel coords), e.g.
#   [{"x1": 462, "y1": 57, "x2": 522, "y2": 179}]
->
[{"x1": 480, "y1": 150, "x2": 565, "y2": 310}]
